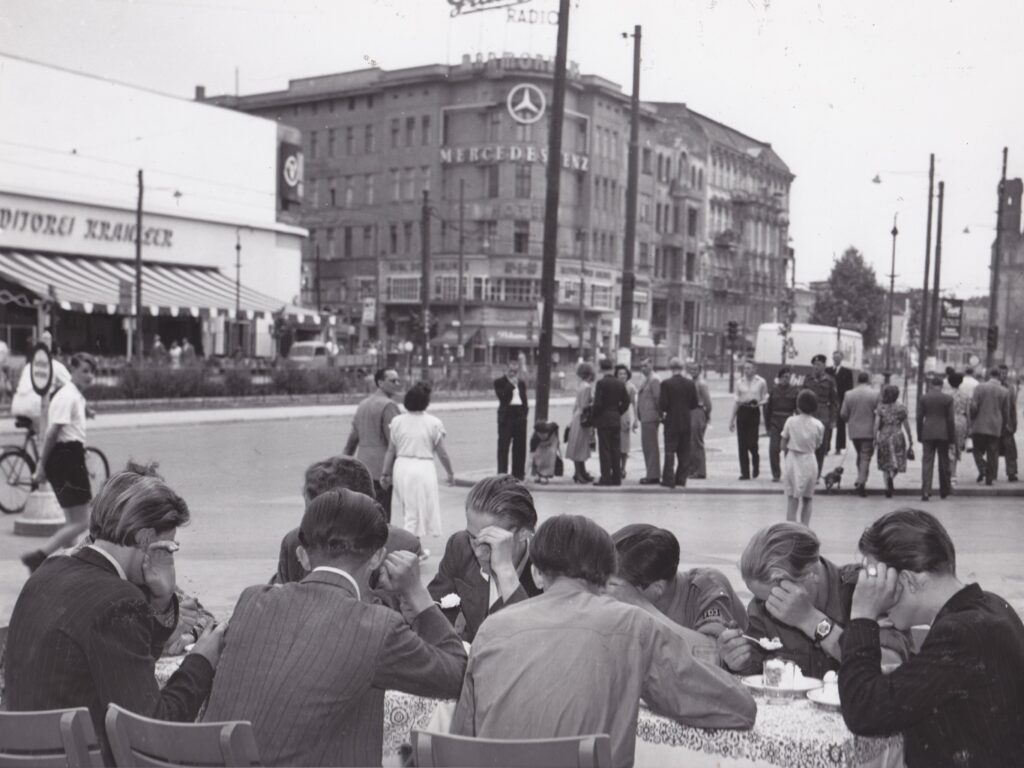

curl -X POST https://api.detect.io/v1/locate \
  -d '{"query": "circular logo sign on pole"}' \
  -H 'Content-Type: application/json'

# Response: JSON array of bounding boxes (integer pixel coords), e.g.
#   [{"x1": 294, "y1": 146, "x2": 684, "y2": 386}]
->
[
  {"x1": 507, "y1": 83, "x2": 546, "y2": 125},
  {"x1": 30, "y1": 343, "x2": 53, "y2": 396}
]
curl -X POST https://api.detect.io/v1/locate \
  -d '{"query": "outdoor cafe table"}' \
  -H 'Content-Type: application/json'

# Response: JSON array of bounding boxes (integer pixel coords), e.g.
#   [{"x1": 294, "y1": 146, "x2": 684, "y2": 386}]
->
[{"x1": 156, "y1": 657, "x2": 904, "y2": 768}]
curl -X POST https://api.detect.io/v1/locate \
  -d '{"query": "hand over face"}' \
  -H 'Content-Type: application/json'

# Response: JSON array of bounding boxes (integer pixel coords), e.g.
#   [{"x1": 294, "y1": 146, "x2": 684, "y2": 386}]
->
[
  {"x1": 718, "y1": 626, "x2": 756, "y2": 673},
  {"x1": 765, "y1": 579, "x2": 816, "y2": 631},
  {"x1": 851, "y1": 562, "x2": 901, "y2": 621},
  {"x1": 142, "y1": 540, "x2": 178, "y2": 601},
  {"x1": 379, "y1": 550, "x2": 423, "y2": 597},
  {"x1": 475, "y1": 526, "x2": 516, "y2": 572}
]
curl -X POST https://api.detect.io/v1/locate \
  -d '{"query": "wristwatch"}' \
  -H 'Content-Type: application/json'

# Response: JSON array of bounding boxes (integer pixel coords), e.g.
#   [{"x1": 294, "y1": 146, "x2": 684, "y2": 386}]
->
[{"x1": 813, "y1": 617, "x2": 834, "y2": 645}]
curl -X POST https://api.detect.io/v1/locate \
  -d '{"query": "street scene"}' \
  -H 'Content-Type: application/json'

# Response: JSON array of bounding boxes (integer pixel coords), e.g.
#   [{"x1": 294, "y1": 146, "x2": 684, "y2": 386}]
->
[{"x1": 1, "y1": 1, "x2": 1023, "y2": 767}]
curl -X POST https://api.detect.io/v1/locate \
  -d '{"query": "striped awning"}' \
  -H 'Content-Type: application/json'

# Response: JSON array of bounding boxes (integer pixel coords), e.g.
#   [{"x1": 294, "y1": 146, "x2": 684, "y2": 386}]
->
[{"x1": 0, "y1": 250, "x2": 321, "y2": 323}]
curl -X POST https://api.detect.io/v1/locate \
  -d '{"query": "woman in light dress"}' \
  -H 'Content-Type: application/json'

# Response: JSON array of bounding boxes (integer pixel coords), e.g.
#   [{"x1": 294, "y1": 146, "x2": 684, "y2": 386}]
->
[
  {"x1": 381, "y1": 381, "x2": 454, "y2": 557},
  {"x1": 780, "y1": 389, "x2": 825, "y2": 526},
  {"x1": 565, "y1": 362, "x2": 596, "y2": 484},
  {"x1": 874, "y1": 384, "x2": 914, "y2": 498},
  {"x1": 615, "y1": 364, "x2": 638, "y2": 479},
  {"x1": 947, "y1": 371, "x2": 971, "y2": 484}
]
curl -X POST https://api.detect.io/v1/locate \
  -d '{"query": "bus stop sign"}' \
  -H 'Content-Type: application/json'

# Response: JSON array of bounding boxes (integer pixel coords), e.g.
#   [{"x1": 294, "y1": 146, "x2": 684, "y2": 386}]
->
[{"x1": 30, "y1": 343, "x2": 53, "y2": 396}]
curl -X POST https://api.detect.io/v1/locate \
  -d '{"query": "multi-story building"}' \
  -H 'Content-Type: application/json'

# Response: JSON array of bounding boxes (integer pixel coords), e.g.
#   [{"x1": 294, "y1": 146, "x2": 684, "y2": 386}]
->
[
  {"x1": 994, "y1": 178, "x2": 1024, "y2": 369},
  {"x1": 205, "y1": 54, "x2": 792, "y2": 365}
]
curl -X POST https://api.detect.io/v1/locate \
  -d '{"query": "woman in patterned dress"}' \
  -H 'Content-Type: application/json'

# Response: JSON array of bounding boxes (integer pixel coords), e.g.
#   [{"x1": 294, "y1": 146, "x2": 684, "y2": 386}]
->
[
  {"x1": 874, "y1": 384, "x2": 914, "y2": 498},
  {"x1": 615, "y1": 364, "x2": 638, "y2": 479},
  {"x1": 565, "y1": 362, "x2": 596, "y2": 483},
  {"x1": 947, "y1": 372, "x2": 971, "y2": 484}
]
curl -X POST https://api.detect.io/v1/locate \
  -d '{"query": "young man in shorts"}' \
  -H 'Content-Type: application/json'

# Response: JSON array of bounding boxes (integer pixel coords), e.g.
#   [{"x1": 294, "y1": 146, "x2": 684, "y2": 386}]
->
[{"x1": 21, "y1": 352, "x2": 97, "y2": 572}]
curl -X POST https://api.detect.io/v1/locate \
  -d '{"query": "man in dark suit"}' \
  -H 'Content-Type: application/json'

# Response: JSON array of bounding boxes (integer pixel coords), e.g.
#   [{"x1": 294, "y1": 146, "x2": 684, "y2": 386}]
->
[
  {"x1": 918, "y1": 375, "x2": 956, "y2": 500},
  {"x1": 274, "y1": 455, "x2": 421, "y2": 586},
  {"x1": 494, "y1": 360, "x2": 529, "y2": 480},
  {"x1": 5, "y1": 464, "x2": 225, "y2": 760},
  {"x1": 827, "y1": 350, "x2": 854, "y2": 454},
  {"x1": 592, "y1": 357, "x2": 631, "y2": 485},
  {"x1": 204, "y1": 489, "x2": 467, "y2": 767},
  {"x1": 428, "y1": 475, "x2": 542, "y2": 642},
  {"x1": 658, "y1": 357, "x2": 699, "y2": 488},
  {"x1": 970, "y1": 370, "x2": 1010, "y2": 485},
  {"x1": 805, "y1": 354, "x2": 839, "y2": 475},
  {"x1": 997, "y1": 364, "x2": 1019, "y2": 482}
]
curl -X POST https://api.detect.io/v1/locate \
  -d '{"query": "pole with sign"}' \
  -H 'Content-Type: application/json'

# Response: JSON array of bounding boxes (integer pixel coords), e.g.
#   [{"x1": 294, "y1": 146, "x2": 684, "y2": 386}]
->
[{"x1": 14, "y1": 343, "x2": 65, "y2": 536}]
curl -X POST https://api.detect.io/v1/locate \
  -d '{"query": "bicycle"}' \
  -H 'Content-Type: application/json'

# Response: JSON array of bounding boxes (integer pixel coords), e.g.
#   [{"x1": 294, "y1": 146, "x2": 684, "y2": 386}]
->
[{"x1": 0, "y1": 416, "x2": 110, "y2": 514}]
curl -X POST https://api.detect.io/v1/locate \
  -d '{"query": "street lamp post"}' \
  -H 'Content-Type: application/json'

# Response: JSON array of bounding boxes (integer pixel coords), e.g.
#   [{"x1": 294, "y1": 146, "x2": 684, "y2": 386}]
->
[{"x1": 885, "y1": 214, "x2": 899, "y2": 372}]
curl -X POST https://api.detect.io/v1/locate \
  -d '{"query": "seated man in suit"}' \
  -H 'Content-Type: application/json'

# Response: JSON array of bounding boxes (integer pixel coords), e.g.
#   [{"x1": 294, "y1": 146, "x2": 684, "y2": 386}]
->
[
  {"x1": 608, "y1": 524, "x2": 747, "y2": 647},
  {"x1": 205, "y1": 489, "x2": 467, "y2": 767},
  {"x1": 5, "y1": 463, "x2": 226, "y2": 760},
  {"x1": 274, "y1": 455, "x2": 421, "y2": 584},
  {"x1": 428, "y1": 474, "x2": 542, "y2": 642}
]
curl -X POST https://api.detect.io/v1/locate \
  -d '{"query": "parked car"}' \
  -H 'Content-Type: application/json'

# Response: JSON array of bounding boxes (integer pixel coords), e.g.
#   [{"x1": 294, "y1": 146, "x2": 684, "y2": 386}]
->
[{"x1": 285, "y1": 341, "x2": 331, "y2": 369}]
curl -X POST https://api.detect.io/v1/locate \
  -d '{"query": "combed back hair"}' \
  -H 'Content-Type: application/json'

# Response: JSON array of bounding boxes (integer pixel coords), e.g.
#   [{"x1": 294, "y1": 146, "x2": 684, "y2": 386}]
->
[
  {"x1": 303, "y1": 456, "x2": 376, "y2": 502},
  {"x1": 859, "y1": 508, "x2": 956, "y2": 575},
  {"x1": 857, "y1": 371, "x2": 870, "y2": 384},
  {"x1": 373, "y1": 368, "x2": 389, "y2": 386},
  {"x1": 530, "y1": 515, "x2": 616, "y2": 587},
  {"x1": 796, "y1": 389, "x2": 818, "y2": 415},
  {"x1": 740, "y1": 522, "x2": 820, "y2": 585},
  {"x1": 71, "y1": 352, "x2": 97, "y2": 372},
  {"x1": 599, "y1": 358, "x2": 614, "y2": 371},
  {"x1": 298, "y1": 489, "x2": 388, "y2": 561},
  {"x1": 89, "y1": 461, "x2": 190, "y2": 546},
  {"x1": 611, "y1": 524, "x2": 680, "y2": 589},
  {"x1": 404, "y1": 381, "x2": 432, "y2": 411},
  {"x1": 465, "y1": 475, "x2": 538, "y2": 530}
]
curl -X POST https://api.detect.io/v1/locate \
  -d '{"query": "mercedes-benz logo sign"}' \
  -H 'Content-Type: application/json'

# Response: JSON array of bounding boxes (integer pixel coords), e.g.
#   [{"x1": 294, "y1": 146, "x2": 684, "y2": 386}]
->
[
  {"x1": 506, "y1": 83, "x2": 546, "y2": 125},
  {"x1": 283, "y1": 155, "x2": 300, "y2": 187}
]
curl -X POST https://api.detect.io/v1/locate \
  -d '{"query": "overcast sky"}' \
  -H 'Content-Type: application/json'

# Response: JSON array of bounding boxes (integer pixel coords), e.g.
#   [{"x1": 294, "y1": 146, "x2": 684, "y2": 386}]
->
[{"x1": 2, "y1": 0, "x2": 1021, "y2": 297}]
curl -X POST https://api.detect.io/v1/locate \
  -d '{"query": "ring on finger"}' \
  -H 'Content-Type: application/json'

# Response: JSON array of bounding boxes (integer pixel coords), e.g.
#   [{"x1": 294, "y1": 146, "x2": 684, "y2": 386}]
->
[{"x1": 867, "y1": 566, "x2": 878, "y2": 577}]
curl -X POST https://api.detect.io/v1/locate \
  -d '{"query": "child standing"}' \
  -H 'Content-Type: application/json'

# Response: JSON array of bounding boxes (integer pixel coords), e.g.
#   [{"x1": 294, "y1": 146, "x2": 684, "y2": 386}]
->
[
  {"x1": 781, "y1": 389, "x2": 825, "y2": 526},
  {"x1": 529, "y1": 421, "x2": 560, "y2": 484}
]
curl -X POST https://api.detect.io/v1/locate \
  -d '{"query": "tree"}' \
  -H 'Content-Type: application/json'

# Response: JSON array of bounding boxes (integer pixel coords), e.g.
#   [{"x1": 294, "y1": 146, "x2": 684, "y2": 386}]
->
[{"x1": 809, "y1": 247, "x2": 887, "y2": 348}]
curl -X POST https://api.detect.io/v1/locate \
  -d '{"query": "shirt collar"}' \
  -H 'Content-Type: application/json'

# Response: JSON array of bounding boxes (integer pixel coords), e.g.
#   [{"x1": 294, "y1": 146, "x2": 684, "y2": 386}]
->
[
  {"x1": 87, "y1": 544, "x2": 127, "y2": 581},
  {"x1": 311, "y1": 566, "x2": 361, "y2": 601}
]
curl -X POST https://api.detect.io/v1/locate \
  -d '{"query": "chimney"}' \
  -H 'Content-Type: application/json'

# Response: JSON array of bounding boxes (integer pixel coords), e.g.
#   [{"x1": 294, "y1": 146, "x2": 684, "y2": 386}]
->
[{"x1": 194, "y1": 85, "x2": 206, "y2": 101}]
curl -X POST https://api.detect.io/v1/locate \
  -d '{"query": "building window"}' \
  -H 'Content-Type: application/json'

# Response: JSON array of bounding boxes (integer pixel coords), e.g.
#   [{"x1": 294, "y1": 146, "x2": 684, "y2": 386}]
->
[
  {"x1": 641, "y1": 147, "x2": 651, "y2": 174},
  {"x1": 434, "y1": 275, "x2": 458, "y2": 301},
  {"x1": 421, "y1": 115, "x2": 431, "y2": 145},
  {"x1": 670, "y1": 248, "x2": 683, "y2": 281},
  {"x1": 344, "y1": 177, "x2": 354, "y2": 207},
  {"x1": 389, "y1": 225, "x2": 398, "y2": 253},
  {"x1": 591, "y1": 284, "x2": 612, "y2": 309},
  {"x1": 310, "y1": 131, "x2": 319, "y2": 160},
  {"x1": 326, "y1": 227, "x2": 336, "y2": 258},
  {"x1": 343, "y1": 227, "x2": 353, "y2": 259},
  {"x1": 514, "y1": 123, "x2": 532, "y2": 142},
  {"x1": 363, "y1": 226, "x2": 373, "y2": 256},
  {"x1": 487, "y1": 111, "x2": 501, "y2": 142},
  {"x1": 345, "y1": 126, "x2": 355, "y2": 155},
  {"x1": 388, "y1": 277, "x2": 419, "y2": 301},
  {"x1": 421, "y1": 166, "x2": 432, "y2": 193},
  {"x1": 685, "y1": 251, "x2": 696, "y2": 282},
  {"x1": 504, "y1": 278, "x2": 538, "y2": 303},
  {"x1": 391, "y1": 119, "x2": 400, "y2": 149},
  {"x1": 513, "y1": 220, "x2": 529, "y2": 254},
  {"x1": 403, "y1": 222, "x2": 414, "y2": 253},
  {"x1": 655, "y1": 204, "x2": 662, "y2": 233},
  {"x1": 639, "y1": 242, "x2": 650, "y2": 268},
  {"x1": 391, "y1": 169, "x2": 400, "y2": 201},
  {"x1": 405, "y1": 117, "x2": 416, "y2": 147},
  {"x1": 403, "y1": 168, "x2": 416, "y2": 200},
  {"x1": 688, "y1": 207, "x2": 698, "y2": 237},
  {"x1": 329, "y1": 181, "x2": 337, "y2": 207},
  {"x1": 328, "y1": 129, "x2": 337, "y2": 158},
  {"x1": 483, "y1": 220, "x2": 497, "y2": 250},
  {"x1": 576, "y1": 121, "x2": 587, "y2": 152},
  {"x1": 473, "y1": 276, "x2": 486, "y2": 300},
  {"x1": 365, "y1": 124, "x2": 375, "y2": 153},
  {"x1": 366, "y1": 173, "x2": 375, "y2": 204},
  {"x1": 485, "y1": 165, "x2": 500, "y2": 198},
  {"x1": 514, "y1": 165, "x2": 531, "y2": 199},
  {"x1": 672, "y1": 205, "x2": 680, "y2": 234},
  {"x1": 611, "y1": 131, "x2": 619, "y2": 159},
  {"x1": 654, "y1": 247, "x2": 662, "y2": 278}
]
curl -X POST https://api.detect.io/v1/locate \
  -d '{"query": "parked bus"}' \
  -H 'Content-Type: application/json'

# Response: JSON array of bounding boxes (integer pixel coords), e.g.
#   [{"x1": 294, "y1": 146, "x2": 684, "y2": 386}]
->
[{"x1": 754, "y1": 323, "x2": 863, "y2": 384}]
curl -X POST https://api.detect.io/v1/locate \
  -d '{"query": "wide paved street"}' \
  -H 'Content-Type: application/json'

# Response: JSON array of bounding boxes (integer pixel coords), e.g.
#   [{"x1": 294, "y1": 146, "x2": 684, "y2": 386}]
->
[{"x1": 2, "y1": 399, "x2": 1023, "y2": 624}]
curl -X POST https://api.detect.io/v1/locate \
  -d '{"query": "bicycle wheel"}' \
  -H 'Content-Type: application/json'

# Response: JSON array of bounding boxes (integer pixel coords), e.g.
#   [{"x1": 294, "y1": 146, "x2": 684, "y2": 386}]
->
[
  {"x1": 84, "y1": 447, "x2": 110, "y2": 488},
  {"x1": 0, "y1": 448, "x2": 35, "y2": 514}
]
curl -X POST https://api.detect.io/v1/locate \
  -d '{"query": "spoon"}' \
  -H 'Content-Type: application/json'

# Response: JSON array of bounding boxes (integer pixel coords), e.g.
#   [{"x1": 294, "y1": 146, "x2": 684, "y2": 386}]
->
[{"x1": 742, "y1": 634, "x2": 783, "y2": 651}]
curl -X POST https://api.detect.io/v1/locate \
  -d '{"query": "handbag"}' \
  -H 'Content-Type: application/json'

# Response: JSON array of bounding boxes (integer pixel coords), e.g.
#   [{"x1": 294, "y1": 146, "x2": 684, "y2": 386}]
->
[
  {"x1": 563, "y1": 425, "x2": 571, "y2": 443},
  {"x1": 554, "y1": 456, "x2": 564, "y2": 476},
  {"x1": 907, "y1": 446, "x2": 916, "y2": 461},
  {"x1": 580, "y1": 405, "x2": 594, "y2": 429}
]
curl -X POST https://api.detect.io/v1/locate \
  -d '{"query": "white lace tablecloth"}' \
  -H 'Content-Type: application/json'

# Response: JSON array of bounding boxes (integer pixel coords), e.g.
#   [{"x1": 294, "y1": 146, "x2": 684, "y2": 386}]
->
[{"x1": 156, "y1": 658, "x2": 903, "y2": 768}]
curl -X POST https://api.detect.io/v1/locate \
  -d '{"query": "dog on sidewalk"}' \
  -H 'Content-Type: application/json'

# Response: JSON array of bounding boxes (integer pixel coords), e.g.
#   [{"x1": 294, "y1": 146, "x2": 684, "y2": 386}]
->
[{"x1": 822, "y1": 466, "x2": 844, "y2": 493}]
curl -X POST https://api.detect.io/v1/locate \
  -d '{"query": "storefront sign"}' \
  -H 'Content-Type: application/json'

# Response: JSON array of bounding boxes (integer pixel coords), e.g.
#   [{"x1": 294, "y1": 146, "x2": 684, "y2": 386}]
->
[
  {"x1": 507, "y1": 83, "x2": 546, "y2": 124},
  {"x1": 439, "y1": 145, "x2": 589, "y2": 171},
  {"x1": 939, "y1": 298, "x2": 964, "y2": 341},
  {"x1": 459, "y1": 51, "x2": 581, "y2": 79},
  {"x1": 361, "y1": 297, "x2": 376, "y2": 326},
  {"x1": 0, "y1": 206, "x2": 174, "y2": 247},
  {"x1": 278, "y1": 142, "x2": 303, "y2": 206},
  {"x1": 448, "y1": 0, "x2": 530, "y2": 17},
  {"x1": 506, "y1": 6, "x2": 558, "y2": 24}
]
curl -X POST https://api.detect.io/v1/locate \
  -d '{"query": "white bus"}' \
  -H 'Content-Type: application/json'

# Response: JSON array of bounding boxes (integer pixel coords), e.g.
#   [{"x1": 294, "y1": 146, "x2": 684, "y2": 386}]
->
[{"x1": 753, "y1": 323, "x2": 863, "y2": 383}]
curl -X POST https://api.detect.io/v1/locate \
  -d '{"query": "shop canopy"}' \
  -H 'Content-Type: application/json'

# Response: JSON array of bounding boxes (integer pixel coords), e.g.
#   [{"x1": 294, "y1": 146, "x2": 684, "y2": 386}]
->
[
  {"x1": 0, "y1": 249, "x2": 321, "y2": 323},
  {"x1": 486, "y1": 327, "x2": 576, "y2": 348}
]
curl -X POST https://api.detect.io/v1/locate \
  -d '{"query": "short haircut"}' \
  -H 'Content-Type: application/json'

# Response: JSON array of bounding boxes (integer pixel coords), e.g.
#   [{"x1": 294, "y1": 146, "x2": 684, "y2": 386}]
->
[
  {"x1": 796, "y1": 389, "x2": 818, "y2": 414},
  {"x1": 465, "y1": 474, "x2": 538, "y2": 530},
  {"x1": 298, "y1": 488, "x2": 388, "y2": 562},
  {"x1": 70, "y1": 352, "x2": 97, "y2": 372},
  {"x1": 530, "y1": 515, "x2": 616, "y2": 587},
  {"x1": 90, "y1": 462, "x2": 190, "y2": 546},
  {"x1": 611, "y1": 524, "x2": 680, "y2": 589},
  {"x1": 303, "y1": 456, "x2": 376, "y2": 502},
  {"x1": 948, "y1": 372, "x2": 964, "y2": 388},
  {"x1": 881, "y1": 383, "x2": 900, "y2": 404},
  {"x1": 668, "y1": 357, "x2": 683, "y2": 370},
  {"x1": 857, "y1": 371, "x2": 870, "y2": 384},
  {"x1": 613, "y1": 364, "x2": 631, "y2": 380},
  {"x1": 403, "y1": 381, "x2": 432, "y2": 411},
  {"x1": 928, "y1": 375, "x2": 945, "y2": 388},
  {"x1": 740, "y1": 522, "x2": 820, "y2": 584},
  {"x1": 998, "y1": 363, "x2": 1009, "y2": 371},
  {"x1": 599, "y1": 358, "x2": 613, "y2": 371},
  {"x1": 859, "y1": 508, "x2": 956, "y2": 575},
  {"x1": 373, "y1": 368, "x2": 389, "y2": 386},
  {"x1": 811, "y1": 354, "x2": 827, "y2": 365},
  {"x1": 576, "y1": 361, "x2": 594, "y2": 380},
  {"x1": 778, "y1": 366, "x2": 791, "y2": 377},
  {"x1": 945, "y1": 366, "x2": 955, "y2": 376}
]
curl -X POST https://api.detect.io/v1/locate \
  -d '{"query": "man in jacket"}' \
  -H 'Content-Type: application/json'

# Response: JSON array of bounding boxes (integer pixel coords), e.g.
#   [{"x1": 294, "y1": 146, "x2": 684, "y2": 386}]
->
[
  {"x1": 970, "y1": 370, "x2": 1010, "y2": 485},
  {"x1": 826, "y1": 350, "x2": 854, "y2": 454},
  {"x1": 636, "y1": 359, "x2": 663, "y2": 485},
  {"x1": 658, "y1": 357, "x2": 699, "y2": 489},
  {"x1": 805, "y1": 354, "x2": 839, "y2": 475},
  {"x1": 917, "y1": 375, "x2": 956, "y2": 500},
  {"x1": 688, "y1": 363, "x2": 713, "y2": 479},
  {"x1": 765, "y1": 366, "x2": 799, "y2": 482},
  {"x1": 494, "y1": 360, "x2": 529, "y2": 480},
  {"x1": 343, "y1": 368, "x2": 401, "y2": 513},
  {"x1": 592, "y1": 358, "x2": 631, "y2": 485},
  {"x1": 997, "y1": 364, "x2": 1019, "y2": 482},
  {"x1": 840, "y1": 372, "x2": 880, "y2": 496}
]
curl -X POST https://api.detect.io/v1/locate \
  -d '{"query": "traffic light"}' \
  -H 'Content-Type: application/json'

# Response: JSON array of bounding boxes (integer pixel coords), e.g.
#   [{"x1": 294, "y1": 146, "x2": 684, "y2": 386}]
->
[
  {"x1": 726, "y1": 320, "x2": 739, "y2": 344},
  {"x1": 987, "y1": 325, "x2": 999, "y2": 352}
]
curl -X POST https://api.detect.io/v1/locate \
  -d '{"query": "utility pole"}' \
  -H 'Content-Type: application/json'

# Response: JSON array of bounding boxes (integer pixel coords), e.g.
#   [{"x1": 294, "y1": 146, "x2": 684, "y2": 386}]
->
[
  {"x1": 457, "y1": 179, "x2": 465, "y2": 385},
  {"x1": 314, "y1": 242, "x2": 322, "y2": 312},
  {"x1": 929, "y1": 181, "x2": 946, "y2": 359},
  {"x1": 916, "y1": 153, "x2": 935, "y2": 404},
  {"x1": 534, "y1": 0, "x2": 571, "y2": 421},
  {"x1": 420, "y1": 189, "x2": 431, "y2": 381},
  {"x1": 986, "y1": 147, "x2": 1008, "y2": 370},
  {"x1": 885, "y1": 213, "x2": 899, "y2": 372},
  {"x1": 578, "y1": 272, "x2": 586, "y2": 361},
  {"x1": 618, "y1": 24, "x2": 641, "y2": 363},
  {"x1": 134, "y1": 169, "x2": 144, "y2": 363},
  {"x1": 235, "y1": 230, "x2": 242, "y2": 356}
]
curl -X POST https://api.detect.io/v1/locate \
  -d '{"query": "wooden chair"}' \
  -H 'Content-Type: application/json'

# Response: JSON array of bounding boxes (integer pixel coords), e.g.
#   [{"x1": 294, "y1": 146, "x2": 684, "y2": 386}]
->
[
  {"x1": 0, "y1": 707, "x2": 104, "y2": 768},
  {"x1": 412, "y1": 730, "x2": 612, "y2": 768},
  {"x1": 104, "y1": 704, "x2": 261, "y2": 767}
]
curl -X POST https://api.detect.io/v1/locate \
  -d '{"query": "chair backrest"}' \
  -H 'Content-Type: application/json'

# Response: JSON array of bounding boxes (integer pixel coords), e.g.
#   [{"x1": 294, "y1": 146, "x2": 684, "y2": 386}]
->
[
  {"x1": 0, "y1": 707, "x2": 103, "y2": 768},
  {"x1": 412, "y1": 730, "x2": 612, "y2": 768},
  {"x1": 104, "y1": 704, "x2": 261, "y2": 768}
]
